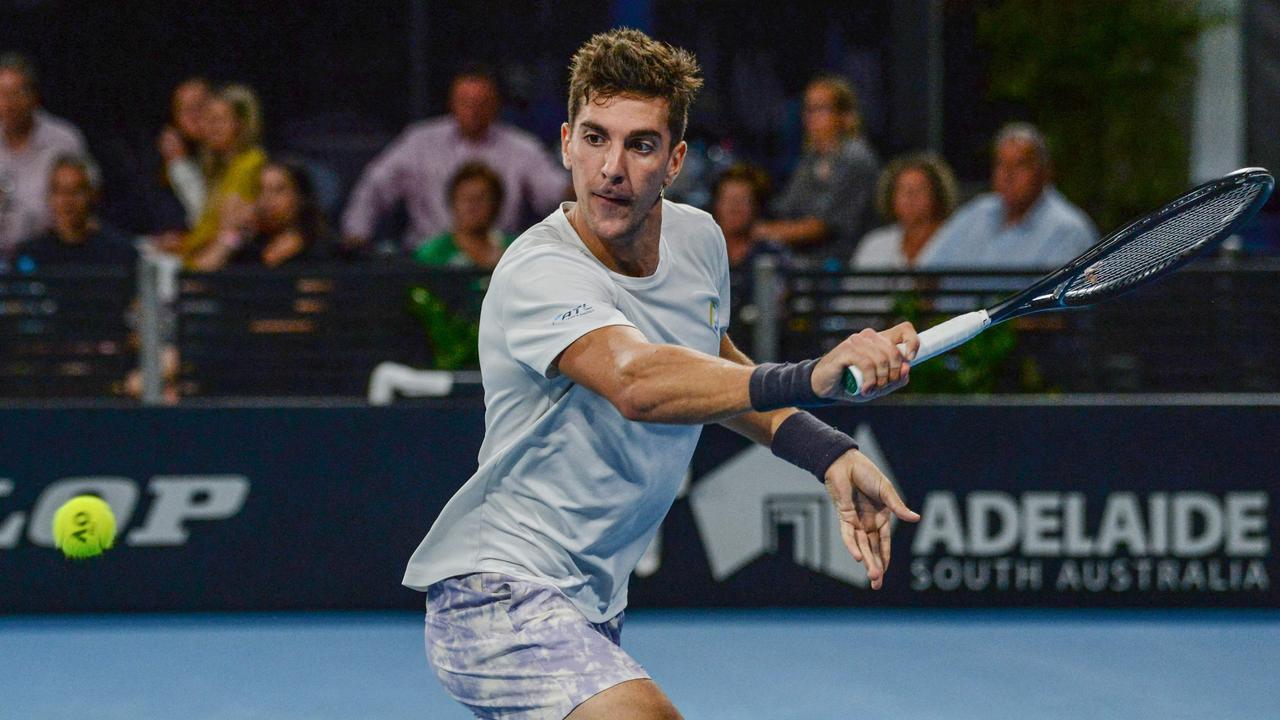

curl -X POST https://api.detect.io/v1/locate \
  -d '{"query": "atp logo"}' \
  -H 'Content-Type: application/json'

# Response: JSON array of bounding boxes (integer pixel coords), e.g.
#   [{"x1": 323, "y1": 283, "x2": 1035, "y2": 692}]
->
[
  {"x1": 552, "y1": 303, "x2": 595, "y2": 324},
  {"x1": 687, "y1": 424, "x2": 897, "y2": 587}
]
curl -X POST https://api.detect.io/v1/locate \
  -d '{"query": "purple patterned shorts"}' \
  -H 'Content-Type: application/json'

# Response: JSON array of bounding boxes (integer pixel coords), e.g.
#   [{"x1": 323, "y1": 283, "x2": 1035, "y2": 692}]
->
[{"x1": 424, "y1": 573, "x2": 650, "y2": 719}]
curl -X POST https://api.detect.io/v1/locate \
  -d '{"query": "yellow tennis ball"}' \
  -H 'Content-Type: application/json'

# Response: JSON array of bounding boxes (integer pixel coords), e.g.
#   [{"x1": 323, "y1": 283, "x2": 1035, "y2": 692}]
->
[{"x1": 52, "y1": 495, "x2": 116, "y2": 559}]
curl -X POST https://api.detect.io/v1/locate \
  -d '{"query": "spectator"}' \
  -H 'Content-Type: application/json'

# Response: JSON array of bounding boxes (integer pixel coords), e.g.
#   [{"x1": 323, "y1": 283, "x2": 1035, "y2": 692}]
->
[
  {"x1": 0, "y1": 53, "x2": 88, "y2": 260},
  {"x1": 756, "y1": 75, "x2": 879, "y2": 265},
  {"x1": 918, "y1": 122, "x2": 1097, "y2": 269},
  {"x1": 413, "y1": 161, "x2": 512, "y2": 270},
  {"x1": 179, "y1": 84, "x2": 266, "y2": 266},
  {"x1": 158, "y1": 77, "x2": 213, "y2": 228},
  {"x1": 13, "y1": 154, "x2": 135, "y2": 269},
  {"x1": 710, "y1": 162, "x2": 776, "y2": 268},
  {"x1": 190, "y1": 160, "x2": 332, "y2": 270},
  {"x1": 341, "y1": 67, "x2": 566, "y2": 252},
  {"x1": 852, "y1": 153, "x2": 959, "y2": 270}
]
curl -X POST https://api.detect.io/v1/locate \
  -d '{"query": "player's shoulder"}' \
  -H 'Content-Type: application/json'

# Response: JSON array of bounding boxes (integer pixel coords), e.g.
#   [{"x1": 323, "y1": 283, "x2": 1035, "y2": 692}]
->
[
  {"x1": 660, "y1": 200, "x2": 728, "y2": 278},
  {"x1": 660, "y1": 199, "x2": 721, "y2": 242},
  {"x1": 493, "y1": 208, "x2": 605, "y2": 281}
]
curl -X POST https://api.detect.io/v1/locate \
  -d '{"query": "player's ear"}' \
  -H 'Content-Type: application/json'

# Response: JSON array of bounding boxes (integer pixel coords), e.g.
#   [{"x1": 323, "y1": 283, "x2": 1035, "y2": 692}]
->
[
  {"x1": 664, "y1": 140, "x2": 687, "y2": 188},
  {"x1": 560, "y1": 123, "x2": 572, "y2": 170}
]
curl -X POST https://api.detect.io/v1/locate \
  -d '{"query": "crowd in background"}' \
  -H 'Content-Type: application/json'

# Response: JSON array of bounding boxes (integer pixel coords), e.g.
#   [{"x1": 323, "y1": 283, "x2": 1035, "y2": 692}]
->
[{"x1": 0, "y1": 50, "x2": 1108, "y2": 281}]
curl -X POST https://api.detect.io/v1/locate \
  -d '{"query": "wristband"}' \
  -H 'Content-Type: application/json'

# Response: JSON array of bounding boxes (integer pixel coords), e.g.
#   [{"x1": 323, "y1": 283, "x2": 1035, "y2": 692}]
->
[
  {"x1": 770, "y1": 411, "x2": 858, "y2": 482},
  {"x1": 749, "y1": 359, "x2": 834, "y2": 412}
]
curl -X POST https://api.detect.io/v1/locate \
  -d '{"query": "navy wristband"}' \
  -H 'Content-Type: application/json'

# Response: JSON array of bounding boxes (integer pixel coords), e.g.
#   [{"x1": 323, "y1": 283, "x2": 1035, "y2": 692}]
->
[
  {"x1": 749, "y1": 359, "x2": 834, "y2": 412},
  {"x1": 770, "y1": 411, "x2": 858, "y2": 482}
]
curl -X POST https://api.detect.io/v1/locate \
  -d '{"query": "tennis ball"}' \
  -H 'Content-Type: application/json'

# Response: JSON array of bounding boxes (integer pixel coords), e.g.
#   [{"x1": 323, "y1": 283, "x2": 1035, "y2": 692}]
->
[{"x1": 52, "y1": 495, "x2": 116, "y2": 559}]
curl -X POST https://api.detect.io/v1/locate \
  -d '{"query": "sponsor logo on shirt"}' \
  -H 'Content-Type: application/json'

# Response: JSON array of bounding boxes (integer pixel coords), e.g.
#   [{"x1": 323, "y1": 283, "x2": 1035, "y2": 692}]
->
[{"x1": 552, "y1": 303, "x2": 595, "y2": 324}]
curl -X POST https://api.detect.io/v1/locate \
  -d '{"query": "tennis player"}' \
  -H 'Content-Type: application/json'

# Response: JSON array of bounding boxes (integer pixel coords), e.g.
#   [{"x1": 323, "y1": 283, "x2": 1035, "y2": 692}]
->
[{"x1": 404, "y1": 28, "x2": 920, "y2": 720}]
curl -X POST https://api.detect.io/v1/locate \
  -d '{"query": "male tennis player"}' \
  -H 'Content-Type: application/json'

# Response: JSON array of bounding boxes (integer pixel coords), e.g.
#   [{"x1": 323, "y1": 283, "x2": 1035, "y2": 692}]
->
[{"x1": 404, "y1": 29, "x2": 920, "y2": 720}]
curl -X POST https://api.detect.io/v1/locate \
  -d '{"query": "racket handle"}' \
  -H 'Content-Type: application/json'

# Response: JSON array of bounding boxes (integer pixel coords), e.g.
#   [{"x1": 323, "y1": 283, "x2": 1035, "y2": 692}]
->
[{"x1": 842, "y1": 310, "x2": 992, "y2": 396}]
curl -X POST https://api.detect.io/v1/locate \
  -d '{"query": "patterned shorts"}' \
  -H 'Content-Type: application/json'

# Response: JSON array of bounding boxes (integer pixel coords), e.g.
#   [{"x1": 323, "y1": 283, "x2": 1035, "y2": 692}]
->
[{"x1": 424, "y1": 573, "x2": 650, "y2": 720}]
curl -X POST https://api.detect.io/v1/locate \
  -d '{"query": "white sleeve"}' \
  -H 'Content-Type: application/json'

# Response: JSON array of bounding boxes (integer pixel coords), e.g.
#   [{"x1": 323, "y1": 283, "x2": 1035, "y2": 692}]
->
[
  {"x1": 714, "y1": 227, "x2": 732, "y2": 336},
  {"x1": 499, "y1": 247, "x2": 637, "y2": 378}
]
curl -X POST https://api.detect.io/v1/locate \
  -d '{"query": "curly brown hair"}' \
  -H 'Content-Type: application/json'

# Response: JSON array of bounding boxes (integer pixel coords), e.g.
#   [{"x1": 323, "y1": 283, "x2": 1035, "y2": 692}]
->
[
  {"x1": 711, "y1": 163, "x2": 772, "y2": 210},
  {"x1": 567, "y1": 28, "x2": 703, "y2": 143},
  {"x1": 875, "y1": 152, "x2": 959, "y2": 223}
]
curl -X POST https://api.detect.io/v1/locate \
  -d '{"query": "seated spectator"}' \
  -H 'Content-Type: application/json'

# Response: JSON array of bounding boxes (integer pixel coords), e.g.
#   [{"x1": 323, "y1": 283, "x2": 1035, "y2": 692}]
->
[
  {"x1": 756, "y1": 75, "x2": 879, "y2": 265},
  {"x1": 179, "y1": 84, "x2": 266, "y2": 266},
  {"x1": 157, "y1": 77, "x2": 213, "y2": 228},
  {"x1": 0, "y1": 53, "x2": 87, "y2": 261},
  {"x1": 190, "y1": 160, "x2": 332, "y2": 270},
  {"x1": 710, "y1": 162, "x2": 777, "y2": 268},
  {"x1": 852, "y1": 152, "x2": 959, "y2": 270},
  {"x1": 413, "y1": 162, "x2": 512, "y2": 270},
  {"x1": 13, "y1": 154, "x2": 135, "y2": 269},
  {"x1": 918, "y1": 122, "x2": 1097, "y2": 269},
  {"x1": 341, "y1": 67, "x2": 566, "y2": 252}
]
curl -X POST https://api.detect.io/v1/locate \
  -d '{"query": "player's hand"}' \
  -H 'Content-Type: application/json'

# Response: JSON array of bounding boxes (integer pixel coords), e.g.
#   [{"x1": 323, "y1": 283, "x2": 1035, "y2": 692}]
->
[
  {"x1": 823, "y1": 449, "x2": 920, "y2": 589},
  {"x1": 810, "y1": 322, "x2": 920, "y2": 401}
]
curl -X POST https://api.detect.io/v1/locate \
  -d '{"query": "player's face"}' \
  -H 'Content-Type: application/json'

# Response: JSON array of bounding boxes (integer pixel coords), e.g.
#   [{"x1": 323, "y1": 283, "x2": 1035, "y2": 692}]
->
[
  {"x1": 992, "y1": 138, "x2": 1048, "y2": 217},
  {"x1": 561, "y1": 94, "x2": 686, "y2": 245},
  {"x1": 892, "y1": 167, "x2": 938, "y2": 226}
]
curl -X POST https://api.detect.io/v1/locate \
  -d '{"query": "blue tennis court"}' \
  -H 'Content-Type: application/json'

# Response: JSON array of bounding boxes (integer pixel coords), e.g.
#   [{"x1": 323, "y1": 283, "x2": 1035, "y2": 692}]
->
[{"x1": 3, "y1": 609, "x2": 1276, "y2": 719}]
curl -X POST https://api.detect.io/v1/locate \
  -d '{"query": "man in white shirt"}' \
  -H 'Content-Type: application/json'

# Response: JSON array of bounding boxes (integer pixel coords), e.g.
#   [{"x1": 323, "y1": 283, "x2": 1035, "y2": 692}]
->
[
  {"x1": 918, "y1": 122, "x2": 1097, "y2": 269},
  {"x1": 404, "y1": 29, "x2": 920, "y2": 720},
  {"x1": 0, "y1": 53, "x2": 87, "y2": 260}
]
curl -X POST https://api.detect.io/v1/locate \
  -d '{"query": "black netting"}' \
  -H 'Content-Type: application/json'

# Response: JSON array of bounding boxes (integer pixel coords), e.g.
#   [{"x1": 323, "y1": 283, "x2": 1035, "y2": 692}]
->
[{"x1": 1063, "y1": 181, "x2": 1267, "y2": 303}]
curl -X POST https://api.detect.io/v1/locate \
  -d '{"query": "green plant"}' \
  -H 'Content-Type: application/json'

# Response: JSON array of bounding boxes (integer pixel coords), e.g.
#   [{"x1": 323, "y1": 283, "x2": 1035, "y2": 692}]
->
[
  {"x1": 892, "y1": 293, "x2": 1018, "y2": 394},
  {"x1": 977, "y1": 0, "x2": 1209, "y2": 231},
  {"x1": 408, "y1": 286, "x2": 480, "y2": 371}
]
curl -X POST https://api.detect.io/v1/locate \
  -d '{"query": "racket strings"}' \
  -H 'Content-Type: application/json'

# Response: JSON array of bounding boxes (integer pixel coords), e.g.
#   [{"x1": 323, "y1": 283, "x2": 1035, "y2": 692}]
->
[{"x1": 1064, "y1": 182, "x2": 1266, "y2": 301}]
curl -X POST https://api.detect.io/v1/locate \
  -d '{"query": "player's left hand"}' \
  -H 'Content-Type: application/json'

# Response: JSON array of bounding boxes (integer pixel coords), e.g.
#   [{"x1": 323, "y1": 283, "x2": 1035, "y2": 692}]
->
[{"x1": 823, "y1": 449, "x2": 920, "y2": 589}]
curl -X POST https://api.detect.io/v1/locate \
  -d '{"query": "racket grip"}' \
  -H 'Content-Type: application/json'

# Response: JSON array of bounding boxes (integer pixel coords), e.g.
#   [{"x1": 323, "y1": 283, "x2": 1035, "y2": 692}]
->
[{"x1": 842, "y1": 310, "x2": 992, "y2": 396}]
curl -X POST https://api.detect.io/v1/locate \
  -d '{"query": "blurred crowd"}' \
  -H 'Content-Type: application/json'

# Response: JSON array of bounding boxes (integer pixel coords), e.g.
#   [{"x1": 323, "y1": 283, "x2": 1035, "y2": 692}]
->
[{"x1": 0, "y1": 51, "x2": 1104, "y2": 280}]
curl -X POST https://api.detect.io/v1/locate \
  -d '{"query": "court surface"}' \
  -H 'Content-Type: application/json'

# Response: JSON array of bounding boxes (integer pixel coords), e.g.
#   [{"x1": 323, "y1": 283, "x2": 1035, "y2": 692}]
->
[{"x1": 2, "y1": 608, "x2": 1275, "y2": 719}]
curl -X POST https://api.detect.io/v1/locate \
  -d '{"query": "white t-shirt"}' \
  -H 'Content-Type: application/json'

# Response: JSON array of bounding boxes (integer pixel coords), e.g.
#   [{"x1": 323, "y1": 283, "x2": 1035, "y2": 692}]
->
[
  {"x1": 403, "y1": 200, "x2": 731, "y2": 622},
  {"x1": 851, "y1": 224, "x2": 908, "y2": 270}
]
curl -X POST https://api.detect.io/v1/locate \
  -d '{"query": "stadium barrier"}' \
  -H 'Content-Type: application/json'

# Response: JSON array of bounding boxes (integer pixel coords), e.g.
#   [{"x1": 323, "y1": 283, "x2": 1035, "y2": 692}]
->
[
  {"x1": 2, "y1": 400, "x2": 1274, "y2": 612},
  {"x1": 6, "y1": 255, "x2": 1280, "y2": 400}
]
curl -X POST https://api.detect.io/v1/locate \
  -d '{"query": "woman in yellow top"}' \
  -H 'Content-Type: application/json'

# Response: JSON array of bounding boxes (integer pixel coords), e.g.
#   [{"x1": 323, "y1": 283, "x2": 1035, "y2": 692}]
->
[{"x1": 180, "y1": 84, "x2": 266, "y2": 266}]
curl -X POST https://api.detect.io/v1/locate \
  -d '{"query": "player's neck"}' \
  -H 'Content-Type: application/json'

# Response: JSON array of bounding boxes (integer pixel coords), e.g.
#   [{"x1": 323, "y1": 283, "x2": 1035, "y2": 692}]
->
[{"x1": 567, "y1": 202, "x2": 662, "y2": 277}]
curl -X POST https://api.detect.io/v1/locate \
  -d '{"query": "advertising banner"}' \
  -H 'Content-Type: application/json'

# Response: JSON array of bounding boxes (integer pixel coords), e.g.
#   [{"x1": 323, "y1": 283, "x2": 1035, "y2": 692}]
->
[{"x1": 2, "y1": 402, "x2": 1275, "y2": 612}]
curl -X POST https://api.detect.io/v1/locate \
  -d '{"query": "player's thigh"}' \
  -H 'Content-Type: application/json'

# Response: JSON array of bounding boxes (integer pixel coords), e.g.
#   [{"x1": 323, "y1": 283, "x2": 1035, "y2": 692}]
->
[{"x1": 566, "y1": 678, "x2": 682, "y2": 720}]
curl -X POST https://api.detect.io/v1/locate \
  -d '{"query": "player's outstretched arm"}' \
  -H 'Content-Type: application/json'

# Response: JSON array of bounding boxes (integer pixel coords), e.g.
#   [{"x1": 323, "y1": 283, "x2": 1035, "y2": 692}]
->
[
  {"x1": 555, "y1": 324, "x2": 754, "y2": 424},
  {"x1": 555, "y1": 321, "x2": 919, "y2": 425}
]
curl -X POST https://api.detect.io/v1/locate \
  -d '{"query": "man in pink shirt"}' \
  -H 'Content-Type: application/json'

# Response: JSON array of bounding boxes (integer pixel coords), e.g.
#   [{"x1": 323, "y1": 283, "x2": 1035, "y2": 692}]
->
[
  {"x1": 341, "y1": 68, "x2": 568, "y2": 252},
  {"x1": 0, "y1": 53, "x2": 88, "y2": 260}
]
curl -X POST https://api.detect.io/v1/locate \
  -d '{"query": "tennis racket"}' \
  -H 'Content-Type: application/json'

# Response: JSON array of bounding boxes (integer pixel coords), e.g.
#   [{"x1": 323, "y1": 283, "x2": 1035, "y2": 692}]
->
[{"x1": 844, "y1": 167, "x2": 1275, "y2": 395}]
